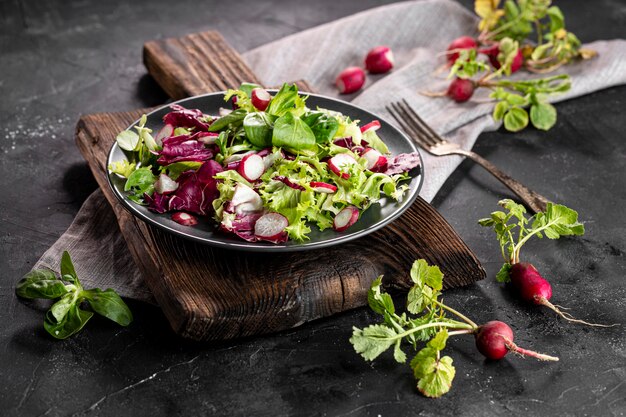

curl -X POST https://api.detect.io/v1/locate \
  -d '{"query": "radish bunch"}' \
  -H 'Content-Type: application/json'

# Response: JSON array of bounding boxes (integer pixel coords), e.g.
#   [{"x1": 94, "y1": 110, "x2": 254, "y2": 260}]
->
[
  {"x1": 350, "y1": 259, "x2": 558, "y2": 398},
  {"x1": 335, "y1": 46, "x2": 395, "y2": 94},
  {"x1": 479, "y1": 199, "x2": 614, "y2": 327}
]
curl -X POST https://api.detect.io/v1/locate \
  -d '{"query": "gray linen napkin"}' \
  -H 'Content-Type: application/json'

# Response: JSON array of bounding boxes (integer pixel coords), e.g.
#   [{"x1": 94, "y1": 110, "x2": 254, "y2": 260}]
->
[{"x1": 33, "y1": 0, "x2": 626, "y2": 302}]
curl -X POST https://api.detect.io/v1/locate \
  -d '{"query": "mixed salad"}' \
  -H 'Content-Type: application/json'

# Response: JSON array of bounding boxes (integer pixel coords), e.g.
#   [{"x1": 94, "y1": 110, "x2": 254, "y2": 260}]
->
[{"x1": 109, "y1": 83, "x2": 420, "y2": 243}]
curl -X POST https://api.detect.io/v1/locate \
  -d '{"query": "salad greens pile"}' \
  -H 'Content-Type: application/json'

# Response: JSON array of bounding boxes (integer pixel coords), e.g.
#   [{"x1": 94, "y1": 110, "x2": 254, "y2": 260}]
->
[
  {"x1": 16, "y1": 251, "x2": 133, "y2": 339},
  {"x1": 110, "y1": 82, "x2": 420, "y2": 243}
]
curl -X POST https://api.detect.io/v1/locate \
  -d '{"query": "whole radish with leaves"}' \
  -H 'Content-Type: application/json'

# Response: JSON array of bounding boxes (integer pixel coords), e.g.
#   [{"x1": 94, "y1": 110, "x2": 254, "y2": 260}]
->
[
  {"x1": 350, "y1": 259, "x2": 558, "y2": 398},
  {"x1": 478, "y1": 199, "x2": 615, "y2": 327}
]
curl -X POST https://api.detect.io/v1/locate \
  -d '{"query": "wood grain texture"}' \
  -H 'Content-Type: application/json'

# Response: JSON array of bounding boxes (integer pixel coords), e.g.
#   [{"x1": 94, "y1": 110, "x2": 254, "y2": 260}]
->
[{"x1": 75, "y1": 30, "x2": 485, "y2": 341}]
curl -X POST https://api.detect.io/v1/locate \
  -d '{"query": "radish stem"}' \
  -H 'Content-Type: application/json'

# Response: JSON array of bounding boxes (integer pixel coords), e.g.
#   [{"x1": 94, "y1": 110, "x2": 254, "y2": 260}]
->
[
  {"x1": 501, "y1": 335, "x2": 559, "y2": 361},
  {"x1": 434, "y1": 300, "x2": 478, "y2": 329}
]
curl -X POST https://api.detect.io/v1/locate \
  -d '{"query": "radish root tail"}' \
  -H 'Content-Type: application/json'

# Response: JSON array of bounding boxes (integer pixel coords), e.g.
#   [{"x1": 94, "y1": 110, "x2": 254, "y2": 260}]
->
[
  {"x1": 500, "y1": 335, "x2": 559, "y2": 362},
  {"x1": 538, "y1": 297, "x2": 619, "y2": 328}
]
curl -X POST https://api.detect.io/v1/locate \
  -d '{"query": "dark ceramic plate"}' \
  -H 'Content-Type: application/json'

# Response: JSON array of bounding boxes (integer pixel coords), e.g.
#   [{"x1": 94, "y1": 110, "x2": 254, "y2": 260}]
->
[{"x1": 107, "y1": 91, "x2": 423, "y2": 252}]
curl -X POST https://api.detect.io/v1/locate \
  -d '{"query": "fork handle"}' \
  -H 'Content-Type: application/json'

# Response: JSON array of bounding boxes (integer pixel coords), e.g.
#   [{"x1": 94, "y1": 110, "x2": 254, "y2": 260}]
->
[{"x1": 454, "y1": 149, "x2": 550, "y2": 214}]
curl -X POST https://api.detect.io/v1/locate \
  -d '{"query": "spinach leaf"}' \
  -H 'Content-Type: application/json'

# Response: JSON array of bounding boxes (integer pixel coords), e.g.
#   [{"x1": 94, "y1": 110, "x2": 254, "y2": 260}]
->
[
  {"x1": 60, "y1": 251, "x2": 79, "y2": 284},
  {"x1": 302, "y1": 112, "x2": 339, "y2": 143},
  {"x1": 243, "y1": 112, "x2": 274, "y2": 147},
  {"x1": 208, "y1": 109, "x2": 247, "y2": 132},
  {"x1": 44, "y1": 303, "x2": 94, "y2": 340},
  {"x1": 272, "y1": 112, "x2": 316, "y2": 152},
  {"x1": 124, "y1": 167, "x2": 157, "y2": 204},
  {"x1": 83, "y1": 288, "x2": 133, "y2": 327},
  {"x1": 266, "y1": 83, "x2": 306, "y2": 117},
  {"x1": 16, "y1": 270, "x2": 69, "y2": 299}
]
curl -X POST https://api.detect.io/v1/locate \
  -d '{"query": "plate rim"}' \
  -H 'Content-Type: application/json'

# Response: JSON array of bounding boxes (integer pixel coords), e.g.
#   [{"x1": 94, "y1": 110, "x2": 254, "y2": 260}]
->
[{"x1": 107, "y1": 91, "x2": 424, "y2": 252}]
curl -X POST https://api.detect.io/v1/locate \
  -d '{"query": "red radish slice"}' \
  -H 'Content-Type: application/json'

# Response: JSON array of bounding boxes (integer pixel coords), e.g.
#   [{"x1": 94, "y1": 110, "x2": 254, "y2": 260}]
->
[
  {"x1": 238, "y1": 154, "x2": 265, "y2": 181},
  {"x1": 171, "y1": 212, "x2": 198, "y2": 226},
  {"x1": 254, "y1": 212, "x2": 289, "y2": 243},
  {"x1": 328, "y1": 153, "x2": 357, "y2": 179},
  {"x1": 335, "y1": 67, "x2": 366, "y2": 94},
  {"x1": 251, "y1": 88, "x2": 271, "y2": 111},
  {"x1": 231, "y1": 96, "x2": 239, "y2": 109},
  {"x1": 223, "y1": 151, "x2": 255, "y2": 165},
  {"x1": 310, "y1": 181, "x2": 337, "y2": 194},
  {"x1": 154, "y1": 173, "x2": 179, "y2": 195},
  {"x1": 360, "y1": 120, "x2": 381, "y2": 133},
  {"x1": 155, "y1": 124, "x2": 174, "y2": 146},
  {"x1": 231, "y1": 184, "x2": 263, "y2": 214},
  {"x1": 333, "y1": 206, "x2": 359, "y2": 232},
  {"x1": 362, "y1": 148, "x2": 388, "y2": 171},
  {"x1": 364, "y1": 46, "x2": 394, "y2": 74}
]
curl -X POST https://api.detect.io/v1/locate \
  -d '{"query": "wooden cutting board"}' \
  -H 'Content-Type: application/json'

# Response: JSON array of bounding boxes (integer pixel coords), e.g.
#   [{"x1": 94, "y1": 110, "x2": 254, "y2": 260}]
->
[{"x1": 75, "y1": 31, "x2": 485, "y2": 341}]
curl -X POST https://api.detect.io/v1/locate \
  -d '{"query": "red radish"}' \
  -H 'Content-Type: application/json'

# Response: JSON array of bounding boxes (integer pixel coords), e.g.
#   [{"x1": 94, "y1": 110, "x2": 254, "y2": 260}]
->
[
  {"x1": 224, "y1": 151, "x2": 255, "y2": 165},
  {"x1": 251, "y1": 88, "x2": 271, "y2": 111},
  {"x1": 333, "y1": 206, "x2": 359, "y2": 232},
  {"x1": 231, "y1": 184, "x2": 263, "y2": 214},
  {"x1": 483, "y1": 45, "x2": 524, "y2": 73},
  {"x1": 328, "y1": 153, "x2": 358, "y2": 179},
  {"x1": 446, "y1": 36, "x2": 478, "y2": 64},
  {"x1": 475, "y1": 321, "x2": 559, "y2": 361},
  {"x1": 362, "y1": 148, "x2": 388, "y2": 171},
  {"x1": 155, "y1": 123, "x2": 174, "y2": 145},
  {"x1": 238, "y1": 154, "x2": 265, "y2": 181},
  {"x1": 273, "y1": 175, "x2": 305, "y2": 191},
  {"x1": 364, "y1": 46, "x2": 394, "y2": 74},
  {"x1": 336, "y1": 67, "x2": 366, "y2": 94},
  {"x1": 509, "y1": 263, "x2": 613, "y2": 327},
  {"x1": 171, "y1": 212, "x2": 198, "y2": 226},
  {"x1": 310, "y1": 181, "x2": 337, "y2": 194},
  {"x1": 254, "y1": 212, "x2": 289, "y2": 243},
  {"x1": 447, "y1": 78, "x2": 475, "y2": 103},
  {"x1": 154, "y1": 173, "x2": 178, "y2": 195},
  {"x1": 360, "y1": 120, "x2": 381, "y2": 133},
  {"x1": 231, "y1": 95, "x2": 239, "y2": 109}
]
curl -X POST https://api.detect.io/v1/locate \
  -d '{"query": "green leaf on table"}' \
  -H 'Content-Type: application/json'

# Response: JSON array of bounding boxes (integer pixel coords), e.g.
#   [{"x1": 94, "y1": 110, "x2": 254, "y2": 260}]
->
[
  {"x1": 16, "y1": 269, "x2": 69, "y2": 299},
  {"x1": 410, "y1": 329, "x2": 455, "y2": 398},
  {"x1": 44, "y1": 303, "x2": 94, "y2": 340},
  {"x1": 503, "y1": 107, "x2": 529, "y2": 132},
  {"x1": 493, "y1": 101, "x2": 509, "y2": 122},
  {"x1": 47, "y1": 293, "x2": 75, "y2": 323},
  {"x1": 496, "y1": 263, "x2": 513, "y2": 283},
  {"x1": 367, "y1": 276, "x2": 395, "y2": 315},
  {"x1": 530, "y1": 102, "x2": 557, "y2": 131},
  {"x1": 83, "y1": 288, "x2": 133, "y2": 326},
  {"x1": 350, "y1": 324, "x2": 398, "y2": 361},
  {"x1": 394, "y1": 340, "x2": 407, "y2": 363},
  {"x1": 60, "y1": 251, "x2": 79, "y2": 284},
  {"x1": 531, "y1": 203, "x2": 585, "y2": 239},
  {"x1": 410, "y1": 259, "x2": 443, "y2": 291}
]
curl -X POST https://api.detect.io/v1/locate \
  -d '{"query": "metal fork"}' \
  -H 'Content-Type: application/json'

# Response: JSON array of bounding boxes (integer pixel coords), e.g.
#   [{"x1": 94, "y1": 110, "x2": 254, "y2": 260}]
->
[{"x1": 387, "y1": 99, "x2": 549, "y2": 214}]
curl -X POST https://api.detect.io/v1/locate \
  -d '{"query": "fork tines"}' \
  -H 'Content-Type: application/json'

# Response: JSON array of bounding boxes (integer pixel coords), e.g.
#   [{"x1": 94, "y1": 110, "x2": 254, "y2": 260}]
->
[{"x1": 386, "y1": 99, "x2": 443, "y2": 149}]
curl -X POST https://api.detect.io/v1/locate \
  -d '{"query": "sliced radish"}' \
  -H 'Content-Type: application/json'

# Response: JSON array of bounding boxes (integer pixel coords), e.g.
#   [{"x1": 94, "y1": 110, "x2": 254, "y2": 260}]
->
[
  {"x1": 335, "y1": 67, "x2": 366, "y2": 94},
  {"x1": 328, "y1": 153, "x2": 357, "y2": 179},
  {"x1": 333, "y1": 206, "x2": 359, "y2": 232},
  {"x1": 251, "y1": 88, "x2": 271, "y2": 111},
  {"x1": 364, "y1": 46, "x2": 394, "y2": 74},
  {"x1": 261, "y1": 149, "x2": 284, "y2": 169},
  {"x1": 362, "y1": 148, "x2": 388, "y2": 171},
  {"x1": 254, "y1": 212, "x2": 289, "y2": 243},
  {"x1": 225, "y1": 161, "x2": 241, "y2": 171},
  {"x1": 274, "y1": 175, "x2": 305, "y2": 191},
  {"x1": 231, "y1": 184, "x2": 263, "y2": 214},
  {"x1": 172, "y1": 212, "x2": 198, "y2": 226},
  {"x1": 155, "y1": 124, "x2": 174, "y2": 146},
  {"x1": 154, "y1": 173, "x2": 179, "y2": 195},
  {"x1": 360, "y1": 120, "x2": 381, "y2": 133},
  {"x1": 197, "y1": 132, "x2": 219, "y2": 145},
  {"x1": 219, "y1": 107, "x2": 233, "y2": 117},
  {"x1": 310, "y1": 181, "x2": 337, "y2": 194},
  {"x1": 238, "y1": 154, "x2": 265, "y2": 181}
]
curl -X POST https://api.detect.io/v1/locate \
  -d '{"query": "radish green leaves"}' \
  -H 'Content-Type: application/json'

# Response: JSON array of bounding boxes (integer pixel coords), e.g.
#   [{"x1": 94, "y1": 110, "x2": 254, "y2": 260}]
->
[
  {"x1": 478, "y1": 199, "x2": 585, "y2": 282},
  {"x1": 16, "y1": 251, "x2": 132, "y2": 340}
]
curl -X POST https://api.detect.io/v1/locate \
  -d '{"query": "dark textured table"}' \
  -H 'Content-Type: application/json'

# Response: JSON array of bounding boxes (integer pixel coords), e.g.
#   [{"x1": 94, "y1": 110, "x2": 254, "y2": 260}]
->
[{"x1": 1, "y1": 1, "x2": 625, "y2": 416}]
